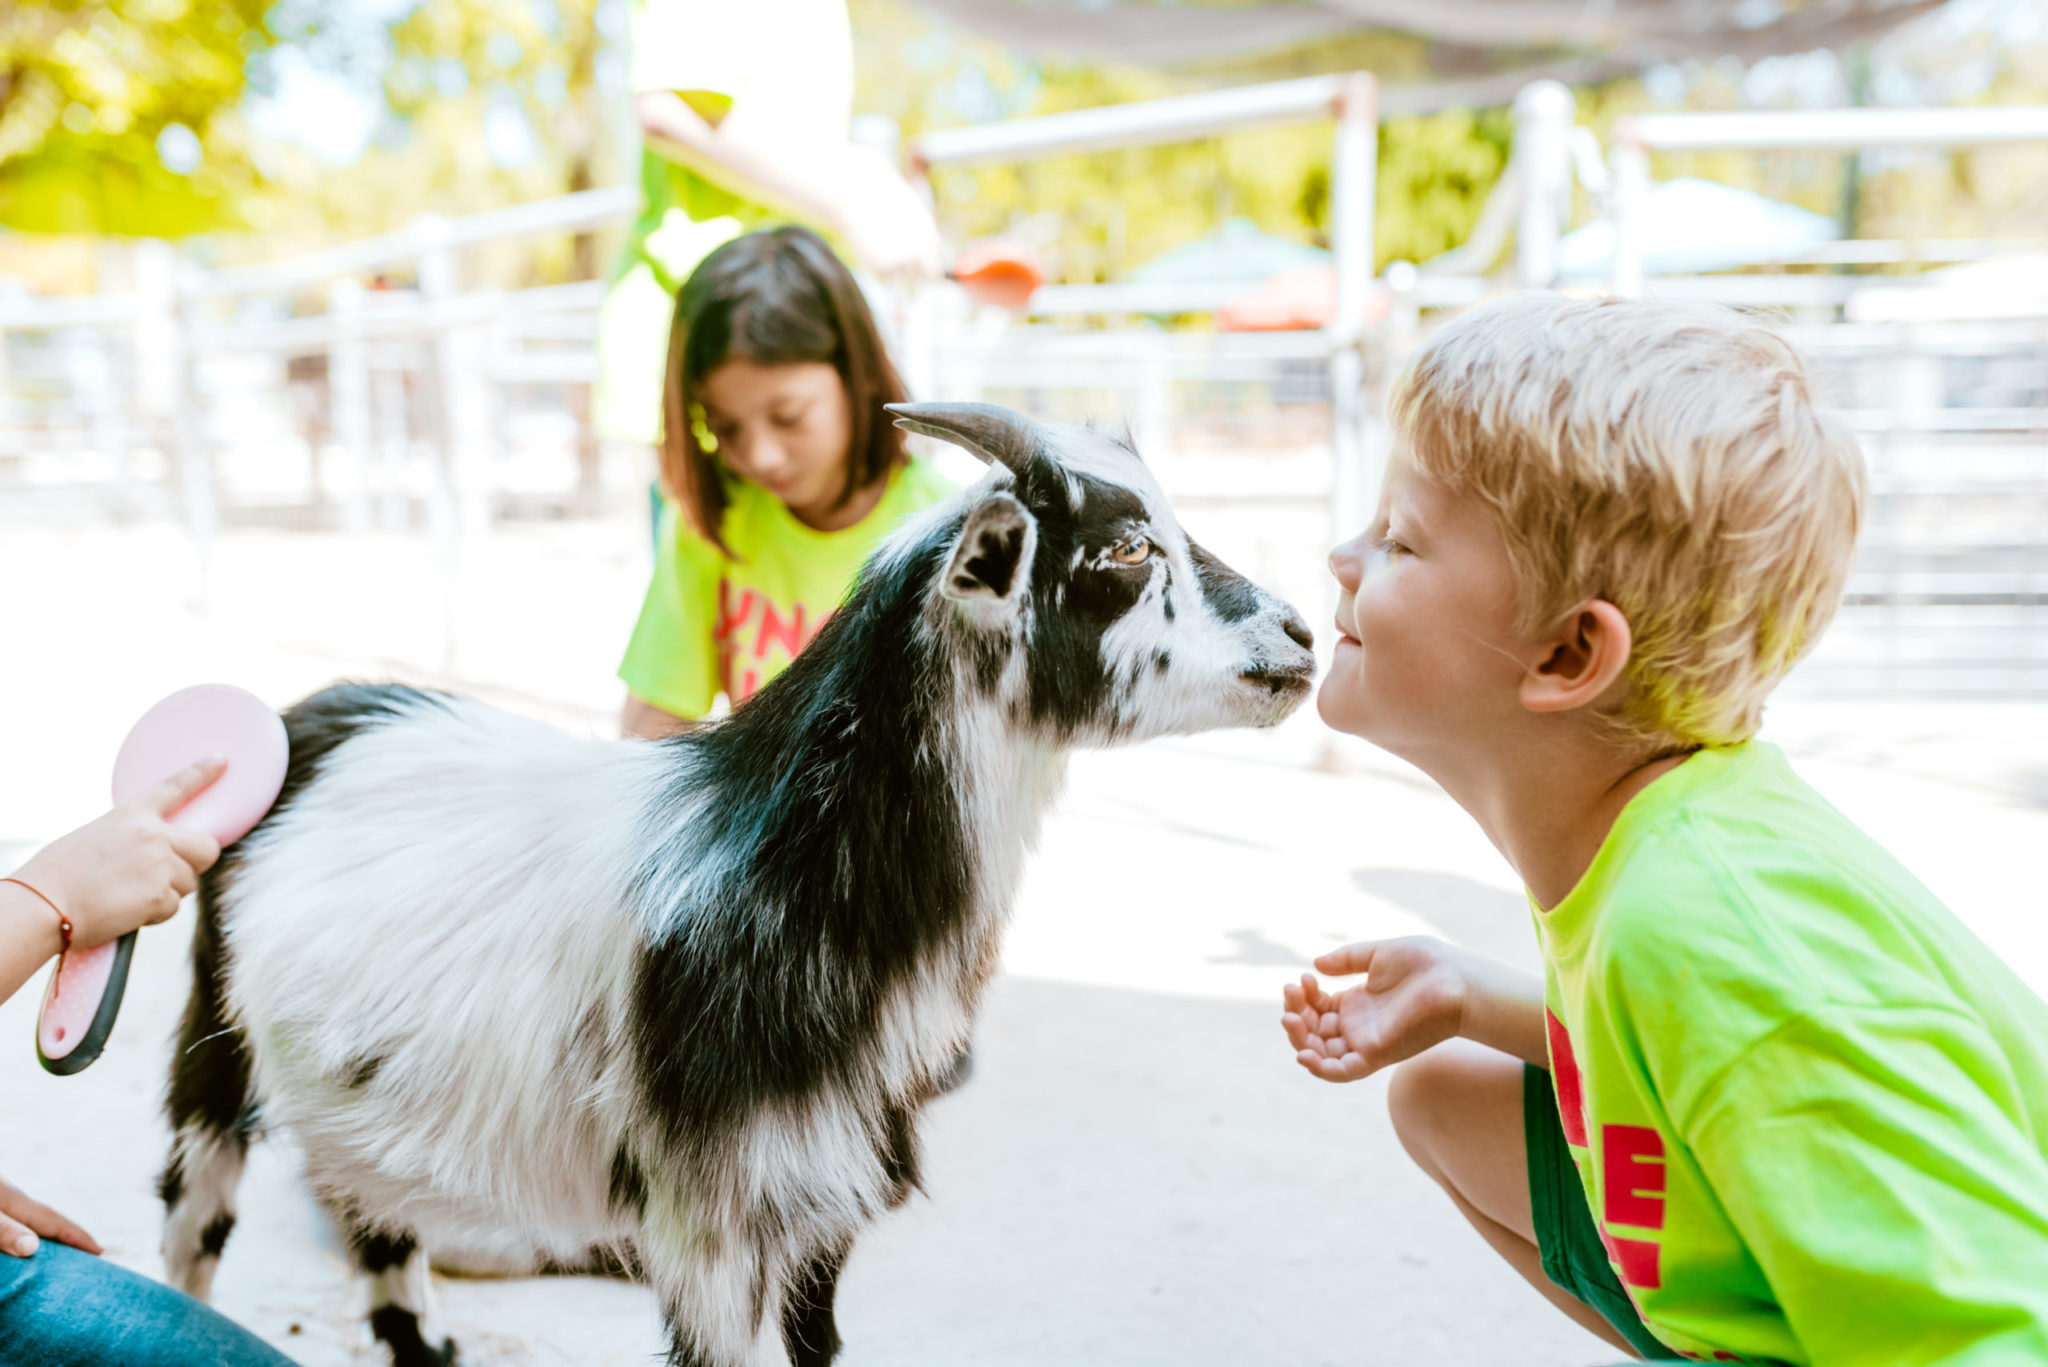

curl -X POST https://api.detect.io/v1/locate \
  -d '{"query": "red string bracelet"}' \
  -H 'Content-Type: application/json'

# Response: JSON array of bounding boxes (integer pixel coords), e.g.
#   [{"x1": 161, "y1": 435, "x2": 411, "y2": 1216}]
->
[{"x1": 2, "y1": 877, "x2": 72, "y2": 994}]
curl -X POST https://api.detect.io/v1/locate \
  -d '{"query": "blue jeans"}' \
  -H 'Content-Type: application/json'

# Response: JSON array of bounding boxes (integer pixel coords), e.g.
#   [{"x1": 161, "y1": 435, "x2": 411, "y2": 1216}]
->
[{"x1": 0, "y1": 1239, "x2": 294, "y2": 1366}]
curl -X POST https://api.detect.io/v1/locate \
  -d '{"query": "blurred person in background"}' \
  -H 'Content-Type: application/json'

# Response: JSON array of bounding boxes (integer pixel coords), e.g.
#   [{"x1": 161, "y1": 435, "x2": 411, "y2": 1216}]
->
[{"x1": 594, "y1": 0, "x2": 942, "y2": 451}]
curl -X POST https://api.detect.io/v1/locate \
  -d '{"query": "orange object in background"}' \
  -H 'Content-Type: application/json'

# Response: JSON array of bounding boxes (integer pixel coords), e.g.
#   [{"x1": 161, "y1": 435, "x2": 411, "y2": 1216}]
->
[
  {"x1": 951, "y1": 240, "x2": 1045, "y2": 311},
  {"x1": 1218, "y1": 265, "x2": 1338, "y2": 331},
  {"x1": 1217, "y1": 265, "x2": 1392, "y2": 332}
]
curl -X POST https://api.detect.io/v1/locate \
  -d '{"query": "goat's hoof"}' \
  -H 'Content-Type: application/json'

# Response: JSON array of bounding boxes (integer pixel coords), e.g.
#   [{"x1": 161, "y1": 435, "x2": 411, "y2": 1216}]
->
[{"x1": 385, "y1": 1337, "x2": 457, "y2": 1367}]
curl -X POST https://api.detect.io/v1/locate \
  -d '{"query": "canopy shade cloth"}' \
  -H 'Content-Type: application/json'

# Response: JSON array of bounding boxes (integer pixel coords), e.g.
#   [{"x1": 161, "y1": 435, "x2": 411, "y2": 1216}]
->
[
  {"x1": 1553, "y1": 177, "x2": 1842, "y2": 278},
  {"x1": 1130, "y1": 218, "x2": 1332, "y2": 286},
  {"x1": 913, "y1": 0, "x2": 1942, "y2": 102}
]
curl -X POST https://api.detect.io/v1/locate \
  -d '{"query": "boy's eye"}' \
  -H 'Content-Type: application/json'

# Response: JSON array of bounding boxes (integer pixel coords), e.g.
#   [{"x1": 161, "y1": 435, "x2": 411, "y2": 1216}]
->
[
  {"x1": 1109, "y1": 537, "x2": 1153, "y2": 566},
  {"x1": 1375, "y1": 536, "x2": 1408, "y2": 557}
]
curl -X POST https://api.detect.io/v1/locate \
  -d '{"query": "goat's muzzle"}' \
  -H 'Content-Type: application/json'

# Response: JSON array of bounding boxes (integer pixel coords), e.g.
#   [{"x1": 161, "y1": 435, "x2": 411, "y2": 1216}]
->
[
  {"x1": 1240, "y1": 608, "x2": 1316, "y2": 700},
  {"x1": 1241, "y1": 661, "x2": 1317, "y2": 698}
]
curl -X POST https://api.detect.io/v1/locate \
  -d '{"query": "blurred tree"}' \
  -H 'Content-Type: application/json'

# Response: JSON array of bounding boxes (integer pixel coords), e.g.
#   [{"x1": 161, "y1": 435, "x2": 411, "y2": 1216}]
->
[
  {"x1": 383, "y1": 0, "x2": 615, "y2": 277},
  {"x1": 230, "y1": 0, "x2": 625, "y2": 288},
  {"x1": 0, "y1": 0, "x2": 273, "y2": 236}
]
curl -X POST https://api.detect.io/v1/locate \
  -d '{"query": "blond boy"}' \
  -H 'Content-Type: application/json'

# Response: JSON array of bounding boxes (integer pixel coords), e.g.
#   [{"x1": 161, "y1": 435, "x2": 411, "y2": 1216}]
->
[{"x1": 1285, "y1": 293, "x2": 2048, "y2": 1363}]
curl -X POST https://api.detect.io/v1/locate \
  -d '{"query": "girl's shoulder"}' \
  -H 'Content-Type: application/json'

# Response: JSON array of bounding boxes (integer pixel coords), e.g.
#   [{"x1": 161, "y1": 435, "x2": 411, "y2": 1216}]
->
[{"x1": 657, "y1": 490, "x2": 751, "y2": 579}]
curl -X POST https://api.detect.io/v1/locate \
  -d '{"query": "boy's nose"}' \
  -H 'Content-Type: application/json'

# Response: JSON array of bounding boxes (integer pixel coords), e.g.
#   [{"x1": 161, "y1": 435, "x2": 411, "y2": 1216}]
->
[{"x1": 1328, "y1": 536, "x2": 1365, "y2": 592}]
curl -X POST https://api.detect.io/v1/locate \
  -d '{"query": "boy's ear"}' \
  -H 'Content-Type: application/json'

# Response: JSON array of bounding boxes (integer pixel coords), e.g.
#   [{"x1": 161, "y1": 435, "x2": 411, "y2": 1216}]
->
[
  {"x1": 1520, "y1": 599, "x2": 1632, "y2": 715},
  {"x1": 941, "y1": 493, "x2": 1037, "y2": 614}
]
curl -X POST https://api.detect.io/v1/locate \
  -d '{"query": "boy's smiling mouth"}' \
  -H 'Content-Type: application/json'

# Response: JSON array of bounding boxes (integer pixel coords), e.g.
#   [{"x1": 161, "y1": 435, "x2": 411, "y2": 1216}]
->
[{"x1": 1333, "y1": 606, "x2": 1360, "y2": 647}]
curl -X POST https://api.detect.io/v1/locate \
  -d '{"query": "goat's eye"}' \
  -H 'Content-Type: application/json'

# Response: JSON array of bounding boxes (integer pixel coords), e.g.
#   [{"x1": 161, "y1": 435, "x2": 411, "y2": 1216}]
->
[{"x1": 1109, "y1": 537, "x2": 1153, "y2": 566}]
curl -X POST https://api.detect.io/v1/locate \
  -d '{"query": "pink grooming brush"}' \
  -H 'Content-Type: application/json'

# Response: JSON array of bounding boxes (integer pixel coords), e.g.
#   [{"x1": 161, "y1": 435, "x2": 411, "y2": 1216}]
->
[{"x1": 36, "y1": 684, "x2": 288, "y2": 1076}]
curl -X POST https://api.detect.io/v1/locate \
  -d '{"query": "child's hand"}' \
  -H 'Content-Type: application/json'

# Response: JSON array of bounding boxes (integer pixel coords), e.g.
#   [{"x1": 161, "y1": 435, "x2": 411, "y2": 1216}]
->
[
  {"x1": 0, "y1": 1173, "x2": 100, "y2": 1258},
  {"x1": 1282, "y1": 936, "x2": 1480, "y2": 1083},
  {"x1": 10, "y1": 757, "x2": 227, "y2": 949}
]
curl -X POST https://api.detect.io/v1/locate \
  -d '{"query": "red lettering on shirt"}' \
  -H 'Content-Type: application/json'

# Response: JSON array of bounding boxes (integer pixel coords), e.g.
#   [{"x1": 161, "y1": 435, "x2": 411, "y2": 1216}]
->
[
  {"x1": 716, "y1": 583, "x2": 756, "y2": 643},
  {"x1": 712, "y1": 582, "x2": 830, "y2": 704},
  {"x1": 1600, "y1": 1225, "x2": 1664, "y2": 1290},
  {"x1": 1546, "y1": 1011, "x2": 1588, "y2": 1146},
  {"x1": 754, "y1": 600, "x2": 811, "y2": 660},
  {"x1": 1602, "y1": 1124, "x2": 1667, "y2": 1230}
]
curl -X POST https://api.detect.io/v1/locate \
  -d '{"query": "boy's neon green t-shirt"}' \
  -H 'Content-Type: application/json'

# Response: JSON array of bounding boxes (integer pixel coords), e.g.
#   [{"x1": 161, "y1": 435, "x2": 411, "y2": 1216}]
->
[
  {"x1": 1536, "y1": 741, "x2": 2048, "y2": 1365},
  {"x1": 620, "y1": 459, "x2": 956, "y2": 719}
]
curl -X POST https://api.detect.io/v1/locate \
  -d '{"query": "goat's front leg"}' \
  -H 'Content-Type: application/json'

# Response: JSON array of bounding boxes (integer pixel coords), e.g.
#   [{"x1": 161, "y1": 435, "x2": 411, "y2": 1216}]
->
[
  {"x1": 780, "y1": 1241, "x2": 851, "y2": 1367},
  {"x1": 643, "y1": 1206, "x2": 770, "y2": 1367},
  {"x1": 342, "y1": 1223, "x2": 455, "y2": 1367}
]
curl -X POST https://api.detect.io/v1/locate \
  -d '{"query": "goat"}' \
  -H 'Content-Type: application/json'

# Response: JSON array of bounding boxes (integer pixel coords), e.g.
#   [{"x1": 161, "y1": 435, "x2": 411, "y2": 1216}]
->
[{"x1": 160, "y1": 401, "x2": 1316, "y2": 1367}]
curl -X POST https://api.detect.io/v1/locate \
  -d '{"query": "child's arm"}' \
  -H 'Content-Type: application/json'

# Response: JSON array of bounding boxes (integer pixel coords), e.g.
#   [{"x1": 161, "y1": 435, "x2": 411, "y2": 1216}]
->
[
  {"x1": 621, "y1": 695, "x2": 700, "y2": 740},
  {"x1": 0, "y1": 758, "x2": 224, "y2": 1005},
  {"x1": 1282, "y1": 936, "x2": 1547, "y2": 1083}
]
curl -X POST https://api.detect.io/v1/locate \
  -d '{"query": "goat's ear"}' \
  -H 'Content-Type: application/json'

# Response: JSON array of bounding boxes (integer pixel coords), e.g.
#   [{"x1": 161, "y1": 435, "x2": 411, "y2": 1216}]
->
[
  {"x1": 941, "y1": 493, "x2": 1036, "y2": 611},
  {"x1": 887, "y1": 401, "x2": 1046, "y2": 478}
]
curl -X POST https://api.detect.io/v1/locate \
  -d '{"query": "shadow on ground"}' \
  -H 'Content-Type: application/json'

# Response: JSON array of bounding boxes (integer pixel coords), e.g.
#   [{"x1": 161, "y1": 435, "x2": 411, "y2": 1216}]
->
[{"x1": 0, "y1": 941, "x2": 1617, "y2": 1367}]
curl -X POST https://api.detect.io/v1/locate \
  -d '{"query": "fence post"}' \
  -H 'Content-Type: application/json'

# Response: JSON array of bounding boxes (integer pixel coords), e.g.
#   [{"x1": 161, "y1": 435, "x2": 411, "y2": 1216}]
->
[
  {"x1": 415, "y1": 215, "x2": 491, "y2": 671},
  {"x1": 328, "y1": 276, "x2": 372, "y2": 535},
  {"x1": 132, "y1": 237, "x2": 177, "y2": 520},
  {"x1": 1514, "y1": 80, "x2": 1575, "y2": 289},
  {"x1": 1609, "y1": 121, "x2": 1651, "y2": 297},
  {"x1": 167, "y1": 259, "x2": 215, "y2": 609},
  {"x1": 372, "y1": 365, "x2": 410, "y2": 532},
  {"x1": 417, "y1": 216, "x2": 492, "y2": 543},
  {"x1": 1329, "y1": 72, "x2": 1379, "y2": 549}
]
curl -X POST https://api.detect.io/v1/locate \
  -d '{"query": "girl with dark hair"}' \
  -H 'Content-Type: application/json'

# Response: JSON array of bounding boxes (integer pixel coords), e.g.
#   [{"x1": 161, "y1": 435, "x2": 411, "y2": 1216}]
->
[{"x1": 618, "y1": 225, "x2": 955, "y2": 739}]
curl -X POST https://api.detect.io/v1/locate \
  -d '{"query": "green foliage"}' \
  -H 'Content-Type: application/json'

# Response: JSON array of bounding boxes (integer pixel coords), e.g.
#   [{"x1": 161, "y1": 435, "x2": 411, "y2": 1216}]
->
[
  {"x1": 0, "y1": 0, "x2": 272, "y2": 235},
  {"x1": 228, "y1": 0, "x2": 622, "y2": 286},
  {"x1": 1373, "y1": 105, "x2": 1513, "y2": 267}
]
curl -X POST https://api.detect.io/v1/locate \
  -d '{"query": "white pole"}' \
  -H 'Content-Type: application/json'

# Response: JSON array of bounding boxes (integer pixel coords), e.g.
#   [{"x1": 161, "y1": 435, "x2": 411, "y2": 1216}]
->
[
  {"x1": 1610, "y1": 123, "x2": 1651, "y2": 297},
  {"x1": 1514, "y1": 80, "x2": 1575, "y2": 289},
  {"x1": 418, "y1": 216, "x2": 491, "y2": 544},
  {"x1": 168, "y1": 259, "x2": 216, "y2": 610},
  {"x1": 416, "y1": 216, "x2": 470, "y2": 672},
  {"x1": 328, "y1": 277, "x2": 372, "y2": 536},
  {"x1": 1330, "y1": 73, "x2": 1379, "y2": 547}
]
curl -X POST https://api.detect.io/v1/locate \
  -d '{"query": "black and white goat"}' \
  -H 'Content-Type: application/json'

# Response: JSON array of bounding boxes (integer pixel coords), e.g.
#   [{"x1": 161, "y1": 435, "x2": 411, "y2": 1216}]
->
[{"x1": 160, "y1": 402, "x2": 1315, "y2": 1367}]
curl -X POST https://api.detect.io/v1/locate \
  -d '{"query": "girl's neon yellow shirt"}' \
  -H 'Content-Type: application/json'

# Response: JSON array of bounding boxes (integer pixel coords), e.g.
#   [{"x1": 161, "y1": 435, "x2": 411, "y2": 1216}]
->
[
  {"x1": 1536, "y1": 741, "x2": 2048, "y2": 1365},
  {"x1": 619, "y1": 458, "x2": 956, "y2": 719}
]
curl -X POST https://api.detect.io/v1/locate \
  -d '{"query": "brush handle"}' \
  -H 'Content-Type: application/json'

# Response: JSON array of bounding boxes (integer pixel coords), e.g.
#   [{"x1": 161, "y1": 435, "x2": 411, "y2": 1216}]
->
[{"x1": 36, "y1": 933, "x2": 136, "y2": 1075}]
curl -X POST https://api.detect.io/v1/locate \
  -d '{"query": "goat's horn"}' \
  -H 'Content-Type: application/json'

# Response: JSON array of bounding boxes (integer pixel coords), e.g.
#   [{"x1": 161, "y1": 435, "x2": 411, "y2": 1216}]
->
[{"x1": 885, "y1": 402, "x2": 1043, "y2": 476}]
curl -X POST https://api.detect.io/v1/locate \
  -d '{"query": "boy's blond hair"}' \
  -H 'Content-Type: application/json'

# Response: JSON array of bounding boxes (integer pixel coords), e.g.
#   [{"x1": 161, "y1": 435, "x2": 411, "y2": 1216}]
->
[{"x1": 1387, "y1": 292, "x2": 1867, "y2": 753}]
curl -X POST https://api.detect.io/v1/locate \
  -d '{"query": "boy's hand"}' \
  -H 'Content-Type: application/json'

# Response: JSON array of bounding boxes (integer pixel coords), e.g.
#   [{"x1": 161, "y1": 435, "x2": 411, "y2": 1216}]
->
[
  {"x1": 1282, "y1": 936, "x2": 1480, "y2": 1083},
  {"x1": 11, "y1": 758, "x2": 226, "y2": 949}
]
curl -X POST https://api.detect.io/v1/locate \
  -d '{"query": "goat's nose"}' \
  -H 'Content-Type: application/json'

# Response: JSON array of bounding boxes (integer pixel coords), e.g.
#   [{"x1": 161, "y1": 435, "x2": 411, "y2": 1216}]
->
[{"x1": 1282, "y1": 611, "x2": 1314, "y2": 652}]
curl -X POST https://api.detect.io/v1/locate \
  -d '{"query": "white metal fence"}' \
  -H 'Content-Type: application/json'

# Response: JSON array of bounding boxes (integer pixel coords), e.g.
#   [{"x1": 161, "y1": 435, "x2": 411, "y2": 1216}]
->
[{"x1": 2, "y1": 81, "x2": 2044, "y2": 695}]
